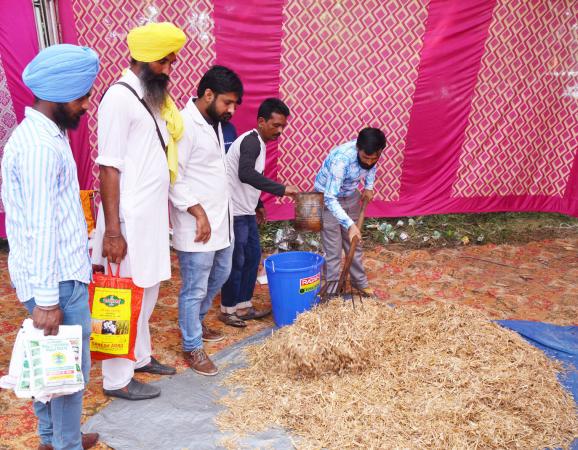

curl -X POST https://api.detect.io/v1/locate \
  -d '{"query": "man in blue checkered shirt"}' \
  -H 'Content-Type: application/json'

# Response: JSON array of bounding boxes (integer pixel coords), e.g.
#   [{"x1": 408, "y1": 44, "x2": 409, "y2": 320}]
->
[{"x1": 314, "y1": 127, "x2": 387, "y2": 295}]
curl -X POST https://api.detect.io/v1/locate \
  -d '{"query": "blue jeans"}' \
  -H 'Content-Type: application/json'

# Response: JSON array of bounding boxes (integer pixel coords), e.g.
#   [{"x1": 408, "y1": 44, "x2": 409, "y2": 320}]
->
[
  {"x1": 221, "y1": 215, "x2": 261, "y2": 311},
  {"x1": 23, "y1": 280, "x2": 91, "y2": 450},
  {"x1": 177, "y1": 245, "x2": 233, "y2": 351}
]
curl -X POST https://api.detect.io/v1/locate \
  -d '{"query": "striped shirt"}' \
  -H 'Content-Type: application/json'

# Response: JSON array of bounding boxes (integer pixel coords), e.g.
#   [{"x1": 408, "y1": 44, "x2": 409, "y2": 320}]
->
[
  {"x1": 1, "y1": 107, "x2": 91, "y2": 306},
  {"x1": 314, "y1": 140, "x2": 376, "y2": 229}
]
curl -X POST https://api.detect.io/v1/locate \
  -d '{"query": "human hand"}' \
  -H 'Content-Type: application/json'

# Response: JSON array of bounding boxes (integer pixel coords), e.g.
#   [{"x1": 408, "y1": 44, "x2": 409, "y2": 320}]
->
[
  {"x1": 361, "y1": 189, "x2": 375, "y2": 203},
  {"x1": 102, "y1": 233, "x2": 127, "y2": 264},
  {"x1": 348, "y1": 224, "x2": 362, "y2": 243},
  {"x1": 188, "y1": 204, "x2": 211, "y2": 243},
  {"x1": 284, "y1": 185, "x2": 300, "y2": 197},
  {"x1": 256, "y1": 207, "x2": 267, "y2": 226},
  {"x1": 32, "y1": 305, "x2": 63, "y2": 336},
  {"x1": 92, "y1": 264, "x2": 105, "y2": 273}
]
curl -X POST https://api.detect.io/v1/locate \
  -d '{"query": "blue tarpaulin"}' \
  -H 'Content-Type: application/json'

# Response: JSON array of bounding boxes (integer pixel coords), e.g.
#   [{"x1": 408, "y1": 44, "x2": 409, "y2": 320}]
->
[{"x1": 498, "y1": 320, "x2": 578, "y2": 449}]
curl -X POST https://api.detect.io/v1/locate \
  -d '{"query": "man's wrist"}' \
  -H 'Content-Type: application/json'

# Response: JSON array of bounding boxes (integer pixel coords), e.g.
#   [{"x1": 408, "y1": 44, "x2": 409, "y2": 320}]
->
[
  {"x1": 35, "y1": 304, "x2": 60, "y2": 311},
  {"x1": 104, "y1": 224, "x2": 121, "y2": 235},
  {"x1": 187, "y1": 204, "x2": 205, "y2": 219}
]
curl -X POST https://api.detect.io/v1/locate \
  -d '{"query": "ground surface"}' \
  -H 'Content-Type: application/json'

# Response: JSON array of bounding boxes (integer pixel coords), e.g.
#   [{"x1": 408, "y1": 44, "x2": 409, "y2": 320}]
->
[{"x1": 0, "y1": 213, "x2": 576, "y2": 449}]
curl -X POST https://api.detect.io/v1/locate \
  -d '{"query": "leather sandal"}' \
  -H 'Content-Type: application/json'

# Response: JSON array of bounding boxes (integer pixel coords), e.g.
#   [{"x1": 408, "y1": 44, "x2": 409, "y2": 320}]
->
[
  {"x1": 218, "y1": 312, "x2": 247, "y2": 328},
  {"x1": 236, "y1": 306, "x2": 271, "y2": 321}
]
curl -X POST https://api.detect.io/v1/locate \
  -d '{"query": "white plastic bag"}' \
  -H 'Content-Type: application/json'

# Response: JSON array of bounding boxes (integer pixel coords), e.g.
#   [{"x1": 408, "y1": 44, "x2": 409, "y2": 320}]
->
[
  {"x1": 0, "y1": 323, "x2": 27, "y2": 395},
  {"x1": 0, "y1": 319, "x2": 85, "y2": 403}
]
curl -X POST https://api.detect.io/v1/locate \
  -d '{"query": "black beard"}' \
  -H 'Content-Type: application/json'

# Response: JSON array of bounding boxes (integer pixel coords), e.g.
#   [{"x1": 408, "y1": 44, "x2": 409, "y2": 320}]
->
[
  {"x1": 53, "y1": 103, "x2": 82, "y2": 130},
  {"x1": 208, "y1": 98, "x2": 232, "y2": 123},
  {"x1": 139, "y1": 64, "x2": 169, "y2": 111},
  {"x1": 357, "y1": 154, "x2": 377, "y2": 170}
]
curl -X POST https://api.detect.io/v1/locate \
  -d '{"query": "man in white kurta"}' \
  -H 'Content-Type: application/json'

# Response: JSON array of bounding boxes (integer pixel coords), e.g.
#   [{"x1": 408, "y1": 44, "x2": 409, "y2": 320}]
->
[
  {"x1": 169, "y1": 65, "x2": 243, "y2": 376},
  {"x1": 92, "y1": 22, "x2": 186, "y2": 400}
]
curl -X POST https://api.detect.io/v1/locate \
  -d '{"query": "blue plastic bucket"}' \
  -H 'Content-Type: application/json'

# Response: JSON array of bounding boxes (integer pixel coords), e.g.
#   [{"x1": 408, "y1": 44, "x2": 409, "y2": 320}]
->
[{"x1": 264, "y1": 251, "x2": 325, "y2": 327}]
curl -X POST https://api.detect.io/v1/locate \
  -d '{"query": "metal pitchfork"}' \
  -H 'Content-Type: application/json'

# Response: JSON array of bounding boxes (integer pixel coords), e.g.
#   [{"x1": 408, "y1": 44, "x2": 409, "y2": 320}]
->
[{"x1": 317, "y1": 196, "x2": 370, "y2": 308}]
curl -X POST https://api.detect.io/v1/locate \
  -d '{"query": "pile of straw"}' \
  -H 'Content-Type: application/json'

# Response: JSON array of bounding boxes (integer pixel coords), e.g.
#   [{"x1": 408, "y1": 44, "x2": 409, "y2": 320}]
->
[{"x1": 217, "y1": 300, "x2": 578, "y2": 449}]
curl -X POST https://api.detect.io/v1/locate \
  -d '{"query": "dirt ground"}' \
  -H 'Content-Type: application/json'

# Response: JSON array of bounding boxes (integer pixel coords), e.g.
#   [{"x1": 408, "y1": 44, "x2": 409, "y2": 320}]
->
[{"x1": 0, "y1": 220, "x2": 576, "y2": 449}]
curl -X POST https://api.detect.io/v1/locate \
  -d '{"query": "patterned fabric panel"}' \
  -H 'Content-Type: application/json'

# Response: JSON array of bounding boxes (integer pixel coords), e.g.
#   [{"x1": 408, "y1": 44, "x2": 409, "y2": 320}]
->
[
  {"x1": 69, "y1": 0, "x2": 217, "y2": 192},
  {"x1": 453, "y1": 0, "x2": 578, "y2": 198},
  {"x1": 278, "y1": 0, "x2": 430, "y2": 203},
  {"x1": 0, "y1": 54, "x2": 19, "y2": 214}
]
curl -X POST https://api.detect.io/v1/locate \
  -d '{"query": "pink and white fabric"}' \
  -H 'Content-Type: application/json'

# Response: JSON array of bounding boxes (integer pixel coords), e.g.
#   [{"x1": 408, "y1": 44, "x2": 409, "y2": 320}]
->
[
  {"x1": 0, "y1": 54, "x2": 19, "y2": 238},
  {"x1": 1, "y1": 0, "x2": 577, "y2": 237},
  {"x1": 0, "y1": 0, "x2": 38, "y2": 238}
]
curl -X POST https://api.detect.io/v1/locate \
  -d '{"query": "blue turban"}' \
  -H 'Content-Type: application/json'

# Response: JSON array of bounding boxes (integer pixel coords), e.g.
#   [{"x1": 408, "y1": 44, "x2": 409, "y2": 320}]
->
[{"x1": 22, "y1": 44, "x2": 99, "y2": 103}]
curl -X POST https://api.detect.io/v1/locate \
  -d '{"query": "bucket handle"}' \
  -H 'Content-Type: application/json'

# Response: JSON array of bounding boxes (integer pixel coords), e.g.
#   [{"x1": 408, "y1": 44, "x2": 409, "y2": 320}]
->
[{"x1": 269, "y1": 254, "x2": 324, "y2": 274}]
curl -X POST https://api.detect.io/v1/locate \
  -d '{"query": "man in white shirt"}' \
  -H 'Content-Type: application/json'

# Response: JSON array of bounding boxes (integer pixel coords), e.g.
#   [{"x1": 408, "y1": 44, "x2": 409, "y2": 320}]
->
[
  {"x1": 221, "y1": 98, "x2": 299, "y2": 326},
  {"x1": 92, "y1": 22, "x2": 186, "y2": 400},
  {"x1": 169, "y1": 66, "x2": 243, "y2": 376}
]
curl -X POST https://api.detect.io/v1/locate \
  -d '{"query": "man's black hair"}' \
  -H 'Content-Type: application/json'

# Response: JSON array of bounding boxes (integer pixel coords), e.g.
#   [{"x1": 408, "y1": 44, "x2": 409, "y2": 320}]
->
[
  {"x1": 197, "y1": 65, "x2": 243, "y2": 104},
  {"x1": 356, "y1": 127, "x2": 386, "y2": 155},
  {"x1": 257, "y1": 98, "x2": 290, "y2": 120}
]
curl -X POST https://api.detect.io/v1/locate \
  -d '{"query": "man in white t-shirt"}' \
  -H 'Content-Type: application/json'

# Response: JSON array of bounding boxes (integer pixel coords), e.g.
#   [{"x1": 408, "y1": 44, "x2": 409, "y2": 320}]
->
[{"x1": 221, "y1": 98, "x2": 298, "y2": 327}]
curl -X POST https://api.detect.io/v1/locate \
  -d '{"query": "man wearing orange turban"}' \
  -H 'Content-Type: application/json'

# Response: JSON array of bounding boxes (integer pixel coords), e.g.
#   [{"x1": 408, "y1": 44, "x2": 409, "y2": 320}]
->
[{"x1": 91, "y1": 22, "x2": 186, "y2": 400}]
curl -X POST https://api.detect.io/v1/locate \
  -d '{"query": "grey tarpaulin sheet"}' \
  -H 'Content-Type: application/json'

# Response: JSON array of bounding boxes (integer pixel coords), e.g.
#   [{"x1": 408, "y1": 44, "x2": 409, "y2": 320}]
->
[{"x1": 82, "y1": 328, "x2": 296, "y2": 450}]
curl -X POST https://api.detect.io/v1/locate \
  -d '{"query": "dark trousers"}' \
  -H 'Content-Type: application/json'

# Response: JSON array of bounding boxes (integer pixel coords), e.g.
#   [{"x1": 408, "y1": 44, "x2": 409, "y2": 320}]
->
[{"x1": 221, "y1": 215, "x2": 261, "y2": 312}]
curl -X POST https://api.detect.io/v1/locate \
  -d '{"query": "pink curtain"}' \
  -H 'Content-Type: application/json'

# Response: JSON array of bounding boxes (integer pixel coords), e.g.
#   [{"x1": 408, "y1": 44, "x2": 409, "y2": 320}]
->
[
  {"x1": 387, "y1": 0, "x2": 578, "y2": 218},
  {"x1": 266, "y1": 0, "x2": 578, "y2": 219},
  {"x1": 392, "y1": 0, "x2": 499, "y2": 215},
  {"x1": 3, "y1": 0, "x2": 576, "y2": 240},
  {"x1": 0, "y1": 0, "x2": 38, "y2": 237},
  {"x1": 0, "y1": 0, "x2": 95, "y2": 237},
  {"x1": 57, "y1": 0, "x2": 93, "y2": 190},
  {"x1": 0, "y1": 0, "x2": 38, "y2": 121},
  {"x1": 213, "y1": 0, "x2": 286, "y2": 208},
  {"x1": 55, "y1": 0, "x2": 578, "y2": 220}
]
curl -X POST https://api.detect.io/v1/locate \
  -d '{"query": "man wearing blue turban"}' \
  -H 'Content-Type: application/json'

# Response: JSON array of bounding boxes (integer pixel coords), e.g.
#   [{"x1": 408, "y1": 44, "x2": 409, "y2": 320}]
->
[
  {"x1": 1, "y1": 44, "x2": 100, "y2": 450},
  {"x1": 22, "y1": 44, "x2": 99, "y2": 103}
]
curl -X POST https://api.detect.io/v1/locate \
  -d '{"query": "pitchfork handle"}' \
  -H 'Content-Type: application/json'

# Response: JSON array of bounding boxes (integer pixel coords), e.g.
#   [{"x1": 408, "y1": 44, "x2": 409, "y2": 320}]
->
[
  {"x1": 355, "y1": 196, "x2": 370, "y2": 230},
  {"x1": 336, "y1": 197, "x2": 370, "y2": 293}
]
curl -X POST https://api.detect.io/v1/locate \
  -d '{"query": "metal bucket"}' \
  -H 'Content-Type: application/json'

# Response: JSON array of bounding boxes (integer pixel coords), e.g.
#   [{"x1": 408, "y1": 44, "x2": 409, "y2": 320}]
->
[{"x1": 294, "y1": 192, "x2": 324, "y2": 232}]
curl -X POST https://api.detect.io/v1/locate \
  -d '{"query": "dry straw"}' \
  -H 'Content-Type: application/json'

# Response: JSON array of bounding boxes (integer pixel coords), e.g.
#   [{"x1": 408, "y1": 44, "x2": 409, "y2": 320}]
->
[{"x1": 217, "y1": 300, "x2": 578, "y2": 449}]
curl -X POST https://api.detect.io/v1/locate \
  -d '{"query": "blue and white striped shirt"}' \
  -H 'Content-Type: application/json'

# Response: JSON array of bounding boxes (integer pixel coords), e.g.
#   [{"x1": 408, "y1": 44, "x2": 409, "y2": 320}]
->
[
  {"x1": 314, "y1": 140, "x2": 377, "y2": 229},
  {"x1": 1, "y1": 107, "x2": 91, "y2": 306}
]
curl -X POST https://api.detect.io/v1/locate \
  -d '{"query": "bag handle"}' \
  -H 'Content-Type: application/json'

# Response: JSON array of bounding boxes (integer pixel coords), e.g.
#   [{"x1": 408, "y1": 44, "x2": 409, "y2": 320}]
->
[{"x1": 106, "y1": 262, "x2": 121, "y2": 278}]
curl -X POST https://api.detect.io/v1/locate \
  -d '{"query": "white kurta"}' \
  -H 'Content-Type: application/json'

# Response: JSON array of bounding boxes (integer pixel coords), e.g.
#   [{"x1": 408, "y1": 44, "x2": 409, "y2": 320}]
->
[
  {"x1": 91, "y1": 70, "x2": 171, "y2": 288},
  {"x1": 169, "y1": 98, "x2": 233, "y2": 253}
]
